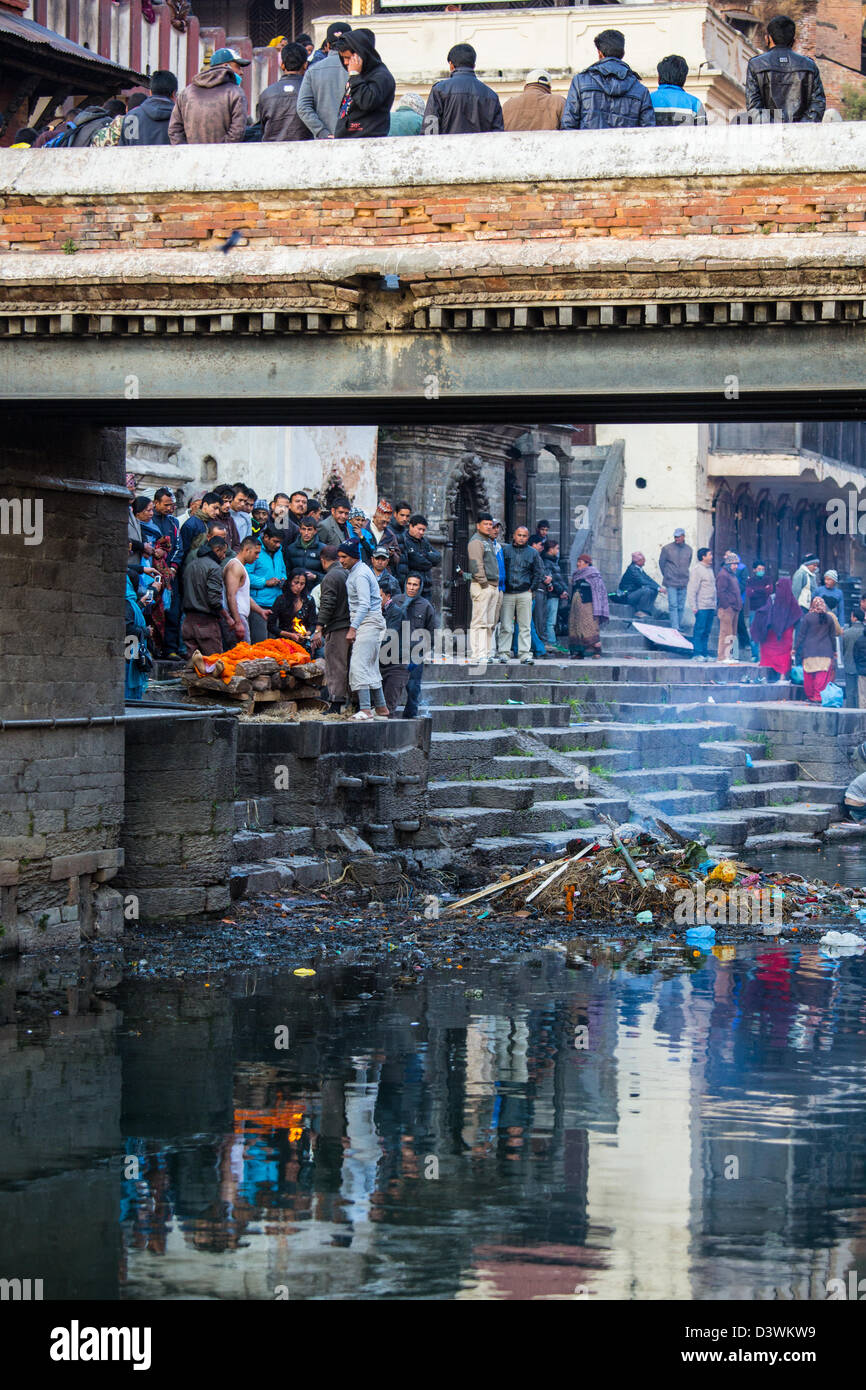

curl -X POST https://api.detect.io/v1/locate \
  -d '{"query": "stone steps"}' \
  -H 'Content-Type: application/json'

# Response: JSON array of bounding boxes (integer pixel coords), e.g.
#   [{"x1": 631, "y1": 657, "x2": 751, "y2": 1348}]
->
[
  {"x1": 429, "y1": 794, "x2": 630, "y2": 838},
  {"x1": 427, "y1": 702, "x2": 571, "y2": 734},
  {"x1": 745, "y1": 758, "x2": 800, "y2": 783},
  {"x1": 610, "y1": 764, "x2": 732, "y2": 795},
  {"x1": 726, "y1": 781, "x2": 846, "y2": 810}
]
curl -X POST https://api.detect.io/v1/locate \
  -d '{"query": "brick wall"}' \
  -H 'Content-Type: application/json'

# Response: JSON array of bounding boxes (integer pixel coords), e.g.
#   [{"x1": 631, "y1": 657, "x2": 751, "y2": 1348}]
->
[
  {"x1": 0, "y1": 422, "x2": 127, "y2": 951},
  {"x1": 4, "y1": 174, "x2": 866, "y2": 252}
]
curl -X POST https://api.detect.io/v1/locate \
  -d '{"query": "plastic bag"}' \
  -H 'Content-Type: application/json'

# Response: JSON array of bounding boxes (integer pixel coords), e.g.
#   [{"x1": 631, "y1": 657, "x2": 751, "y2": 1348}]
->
[
  {"x1": 820, "y1": 682, "x2": 844, "y2": 708},
  {"x1": 789, "y1": 664, "x2": 804, "y2": 685}
]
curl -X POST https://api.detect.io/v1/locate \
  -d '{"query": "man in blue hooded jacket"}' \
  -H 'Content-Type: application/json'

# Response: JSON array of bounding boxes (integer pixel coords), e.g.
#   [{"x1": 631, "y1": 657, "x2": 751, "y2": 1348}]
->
[{"x1": 563, "y1": 29, "x2": 654, "y2": 131}]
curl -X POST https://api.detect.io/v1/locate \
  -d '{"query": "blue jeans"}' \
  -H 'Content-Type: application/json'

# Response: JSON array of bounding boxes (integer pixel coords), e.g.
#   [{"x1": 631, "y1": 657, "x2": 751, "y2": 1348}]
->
[
  {"x1": 512, "y1": 617, "x2": 546, "y2": 657},
  {"x1": 692, "y1": 608, "x2": 714, "y2": 657},
  {"x1": 667, "y1": 585, "x2": 687, "y2": 631},
  {"x1": 403, "y1": 662, "x2": 424, "y2": 718},
  {"x1": 543, "y1": 595, "x2": 560, "y2": 644}
]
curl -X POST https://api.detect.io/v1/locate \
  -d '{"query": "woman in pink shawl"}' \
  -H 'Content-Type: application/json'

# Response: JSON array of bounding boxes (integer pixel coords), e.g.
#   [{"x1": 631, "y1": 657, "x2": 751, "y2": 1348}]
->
[
  {"x1": 794, "y1": 594, "x2": 842, "y2": 702},
  {"x1": 569, "y1": 553, "x2": 609, "y2": 659},
  {"x1": 749, "y1": 575, "x2": 801, "y2": 682}
]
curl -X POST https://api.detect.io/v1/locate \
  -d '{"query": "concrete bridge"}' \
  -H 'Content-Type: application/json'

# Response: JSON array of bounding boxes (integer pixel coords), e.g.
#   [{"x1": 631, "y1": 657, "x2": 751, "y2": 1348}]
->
[{"x1": 2, "y1": 123, "x2": 866, "y2": 421}]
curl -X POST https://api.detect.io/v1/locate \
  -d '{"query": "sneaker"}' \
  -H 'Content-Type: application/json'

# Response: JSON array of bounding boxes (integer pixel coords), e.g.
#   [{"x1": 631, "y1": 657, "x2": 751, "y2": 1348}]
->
[{"x1": 522, "y1": 656, "x2": 535, "y2": 664}]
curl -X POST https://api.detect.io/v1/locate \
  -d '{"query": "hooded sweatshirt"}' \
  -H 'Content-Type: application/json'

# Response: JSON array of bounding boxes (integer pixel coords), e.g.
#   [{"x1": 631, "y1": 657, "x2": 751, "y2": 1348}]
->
[
  {"x1": 334, "y1": 33, "x2": 395, "y2": 139},
  {"x1": 562, "y1": 57, "x2": 655, "y2": 131},
  {"x1": 169, "y1": 64, "x2": 248, "y2": 146},
  {"x1": 119, "y1": 95, "x2": 176, "y2": 146},
  {"x1": 297, "y1": 49, "x2": 349, "y2": 137}
]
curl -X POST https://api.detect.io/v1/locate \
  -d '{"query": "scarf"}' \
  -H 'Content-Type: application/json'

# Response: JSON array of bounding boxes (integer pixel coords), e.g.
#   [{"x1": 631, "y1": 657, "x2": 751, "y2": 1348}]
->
[
  {"x1": 751, "y1": 576, "x2": 801, "y2": 644},
  {"x1": 572, "y1": 564, "x2": 609, "y2": 621}
]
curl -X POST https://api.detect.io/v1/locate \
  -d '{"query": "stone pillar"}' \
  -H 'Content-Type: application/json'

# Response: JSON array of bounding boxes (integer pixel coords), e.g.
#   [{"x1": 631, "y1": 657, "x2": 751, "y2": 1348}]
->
[
  {"x1": 0, "y1": 421, "x2": 128, "y2": 952},
  {"x1": 376, "y1": 424, "x2": 519, "y2": 621}
]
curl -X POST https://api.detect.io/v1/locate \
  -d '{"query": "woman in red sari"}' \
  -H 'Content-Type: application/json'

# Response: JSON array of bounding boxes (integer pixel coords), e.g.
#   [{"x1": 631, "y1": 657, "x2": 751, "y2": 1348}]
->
[
  {"x1": 794, "y1": 595, "x2": 843, "y2": 703},
  {"x1": 750, "y1": 576, "x2": 800, "y2": 682}
]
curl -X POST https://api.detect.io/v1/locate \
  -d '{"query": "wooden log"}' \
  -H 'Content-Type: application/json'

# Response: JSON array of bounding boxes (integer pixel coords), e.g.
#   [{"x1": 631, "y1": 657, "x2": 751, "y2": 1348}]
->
[
  {"x1": 181, "y1": 671, "x2": 251, "y2": 697},
  {"x1": 250, "y1": 676, "x2": 271, "y2": 691},
  {"x1": 234, "y1": 657, "x2": 279, "y2": 679},
  {"x1": 252, "y1": 690, "x2": 281, "y2": 704},
  {"x1": 292, "y1": 661, "x2": 324, "y2": 682}
]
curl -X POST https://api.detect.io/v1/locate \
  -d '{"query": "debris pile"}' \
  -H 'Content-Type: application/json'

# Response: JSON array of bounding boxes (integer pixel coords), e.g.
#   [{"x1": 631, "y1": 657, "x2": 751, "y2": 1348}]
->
[{"x1": 446, "y1": 822, "x2": 866, "y2": 930}]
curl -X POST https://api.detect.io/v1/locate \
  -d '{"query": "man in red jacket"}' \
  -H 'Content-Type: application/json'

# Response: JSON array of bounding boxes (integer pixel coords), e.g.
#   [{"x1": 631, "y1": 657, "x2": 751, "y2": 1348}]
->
[{"x1": 169, "y1": 47, "x2": 249, "y2": 145}]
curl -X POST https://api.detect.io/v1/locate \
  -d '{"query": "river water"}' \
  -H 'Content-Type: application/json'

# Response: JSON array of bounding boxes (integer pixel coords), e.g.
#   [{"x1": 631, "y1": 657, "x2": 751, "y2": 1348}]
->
[{"x1": 2, "y1": 939, "x2": 865, "y2": 1301}]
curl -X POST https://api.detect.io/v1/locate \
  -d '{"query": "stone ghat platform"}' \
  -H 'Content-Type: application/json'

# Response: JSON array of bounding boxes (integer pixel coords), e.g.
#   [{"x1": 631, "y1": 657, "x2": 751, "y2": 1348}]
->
[{"x1": 26, "y1": 660, "x2": 866, "y2": 934}]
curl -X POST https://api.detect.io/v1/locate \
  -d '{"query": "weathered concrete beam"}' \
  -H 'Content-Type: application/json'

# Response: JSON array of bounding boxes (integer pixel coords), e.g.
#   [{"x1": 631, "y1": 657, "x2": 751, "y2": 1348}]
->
[
  {"x1": 3, "y1": 124, "x2": 866, "y2": 197},
  {"x1": 3, "y1": 323, "x2": 865, "y2": 418}
]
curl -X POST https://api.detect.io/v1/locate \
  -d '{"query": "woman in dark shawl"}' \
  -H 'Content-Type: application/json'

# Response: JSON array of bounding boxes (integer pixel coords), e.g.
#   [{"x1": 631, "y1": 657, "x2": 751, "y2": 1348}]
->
[
  {"x1": 750, "y1": 575, "x2": 802, "y2": 681},
  {"x1": 268, "y1": 569, "x2": 318, "y2": 652},
  {"x1": 568, "y1": 553, "x2": 609, "y2": 659}
]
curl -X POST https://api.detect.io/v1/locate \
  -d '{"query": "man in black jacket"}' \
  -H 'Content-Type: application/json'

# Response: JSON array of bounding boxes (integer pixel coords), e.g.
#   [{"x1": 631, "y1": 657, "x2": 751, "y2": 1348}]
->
[
  {"x1": 398, "y1": 514, "x2": 441, "y2": 596},
  {"x1": 334, "y1": 31, "x2": 395, "y2": 139},
  {"x1": 284, "y1": 517, "x2": 324, "y2": 579},
  {"x1": 745, "y1": 14, "x2": 825, "y2": 123},
  {"x1": 423, "y1": 44, "x2": 503, "y2": 134},
  {"x1": 400, "y1": 574, "x2": 437, "y2": 718},
  {"x1": 313, "y1": 546, "x2": 352, "y2": 713},
  {"x1": 563, "y1": 29, "x2": 654, "y2": 131},
  {"x1": 118, "y1": 71, "x2": 178, "y2": 145},
  {"x1": 258, "y1": 43, "x2": 313, "y2": 141},
  {"x1": 619, "y1": 551, "x2": 664, "y2": 619},
  {"x1": 495, "y1": 525, "x2": 545, "y2": 664}
]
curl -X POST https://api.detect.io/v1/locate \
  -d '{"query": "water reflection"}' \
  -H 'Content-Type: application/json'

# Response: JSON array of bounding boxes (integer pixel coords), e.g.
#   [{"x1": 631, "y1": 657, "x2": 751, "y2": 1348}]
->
[{"x1": 2, "y1": 942, "x2": 866, "y2": 1300}]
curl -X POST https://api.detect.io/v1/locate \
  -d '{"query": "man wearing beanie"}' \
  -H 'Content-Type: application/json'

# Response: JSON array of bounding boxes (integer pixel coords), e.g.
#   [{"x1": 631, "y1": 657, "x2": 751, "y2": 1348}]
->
[{"x1": 297, "y1": 20, "x2": 354, "y2": 138}]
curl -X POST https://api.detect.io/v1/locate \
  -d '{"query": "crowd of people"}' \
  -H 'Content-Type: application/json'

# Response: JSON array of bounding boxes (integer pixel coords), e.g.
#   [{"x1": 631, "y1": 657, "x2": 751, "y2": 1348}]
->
[
  {"x1": 11, "y1": 15, "x2": 824, "y2": 151},
  {"x1": 613, "y1": 534, "x2": 861, "y2": 705},
  {"x1": 126, "y1": 477, "x2": 864, "y2": 715},
  {"x1": 126, "y1": 482, "x2": 442, "y2": 720}
]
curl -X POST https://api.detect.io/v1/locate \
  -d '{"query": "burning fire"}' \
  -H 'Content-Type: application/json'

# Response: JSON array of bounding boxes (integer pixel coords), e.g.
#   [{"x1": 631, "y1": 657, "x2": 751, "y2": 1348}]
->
[{"x1": 292, "y1": 617, "x2": 308, "y2": 638}]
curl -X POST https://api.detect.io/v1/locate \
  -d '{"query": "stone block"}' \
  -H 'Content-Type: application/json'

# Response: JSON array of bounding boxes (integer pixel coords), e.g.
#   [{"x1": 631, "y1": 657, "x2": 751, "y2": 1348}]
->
[
  {"x1": 0, "y1": 834, "x2": 46, "y2": 860},
  {"x1": 137, "y1": 886, "x2": 208, "y2": 920},
  {"x1": 93, "y1": 886, "x2": 124, "y2": 940},
  {"x1": 204, "y1": 885, "x2": 231, "y2": 913},
  {"x1": 50, "y1": 851, "x2": 100, "y2": 880},
  {"x1": 0, "y1": 861, "x2": 19, "y2": 887}
]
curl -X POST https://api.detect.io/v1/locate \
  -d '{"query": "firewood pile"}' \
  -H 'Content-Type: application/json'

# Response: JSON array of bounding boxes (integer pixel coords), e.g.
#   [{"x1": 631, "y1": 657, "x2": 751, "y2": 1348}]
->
[{"x1": 181, "y1": 639, "x2": 326, "y2": 717}]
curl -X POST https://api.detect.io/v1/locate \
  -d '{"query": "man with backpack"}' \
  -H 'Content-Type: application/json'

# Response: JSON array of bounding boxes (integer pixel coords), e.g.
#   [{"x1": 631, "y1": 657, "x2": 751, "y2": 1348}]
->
[{"x1": 46, "y1": 98, "x2": 126, "y2": 148}]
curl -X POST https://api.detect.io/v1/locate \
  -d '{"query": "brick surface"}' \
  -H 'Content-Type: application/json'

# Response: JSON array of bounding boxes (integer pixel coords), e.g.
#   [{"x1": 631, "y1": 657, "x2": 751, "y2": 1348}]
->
[{"x1": 4, "y1": 173, "x2": 866, "y2": 253}]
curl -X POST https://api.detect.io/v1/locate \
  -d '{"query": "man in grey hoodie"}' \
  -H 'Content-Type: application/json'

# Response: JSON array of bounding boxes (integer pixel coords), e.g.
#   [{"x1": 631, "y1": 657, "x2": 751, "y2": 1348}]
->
[
  {"x1": 169, "y1": 47, "x2": 249, "y2": 145},
  {"x1": 297, "y1": 21, "x2": 353, "y2": 139}
]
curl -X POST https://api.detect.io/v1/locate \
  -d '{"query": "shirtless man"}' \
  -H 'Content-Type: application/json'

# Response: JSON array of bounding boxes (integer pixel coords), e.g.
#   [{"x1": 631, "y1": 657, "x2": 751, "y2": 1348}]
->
[{"x1": 223, "y1": 534, "x2": 268, "y2": 644}]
